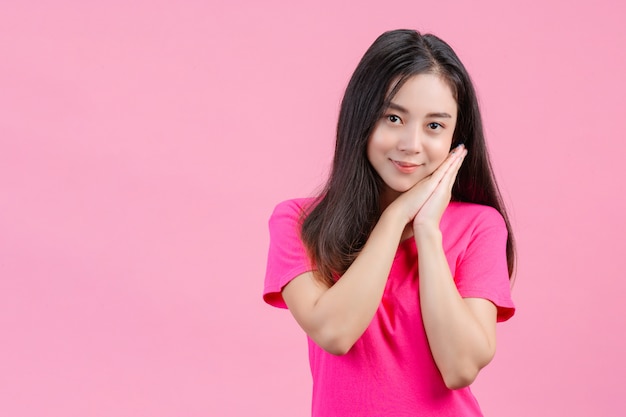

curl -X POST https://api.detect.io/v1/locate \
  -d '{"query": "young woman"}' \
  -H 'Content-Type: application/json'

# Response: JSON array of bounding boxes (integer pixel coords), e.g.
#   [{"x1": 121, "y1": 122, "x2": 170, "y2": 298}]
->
[{"x1": 263, "y1": 29, "x2": 515, "y2": 416}]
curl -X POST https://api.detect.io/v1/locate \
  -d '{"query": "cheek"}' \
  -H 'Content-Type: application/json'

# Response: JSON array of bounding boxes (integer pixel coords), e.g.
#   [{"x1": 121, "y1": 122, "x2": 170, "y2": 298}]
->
[
  {"x1": 432, "y1": 141, "x2": 452, "y2": 159},
  {"x1": 366, "y1": 132, "x2": 387, "y2": 161},
  {"x1": 425, "y1": 141, "x2": 453, "y2": 173},
  {"x1": 437, "y1": 131, "x2": 455, "y2": 157}
]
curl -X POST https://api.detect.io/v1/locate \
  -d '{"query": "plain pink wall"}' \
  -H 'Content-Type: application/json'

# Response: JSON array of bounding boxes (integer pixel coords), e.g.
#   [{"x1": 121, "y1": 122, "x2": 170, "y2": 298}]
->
[{"x1": 1, "y1": 1, "x2": 624, "y2": 416}]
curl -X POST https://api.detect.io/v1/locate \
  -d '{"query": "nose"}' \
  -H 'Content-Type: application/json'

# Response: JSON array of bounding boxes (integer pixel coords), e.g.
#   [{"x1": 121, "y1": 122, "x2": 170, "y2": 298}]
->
[{"x1": 398, "y1": 126, "x2": 423, "y2": 153}]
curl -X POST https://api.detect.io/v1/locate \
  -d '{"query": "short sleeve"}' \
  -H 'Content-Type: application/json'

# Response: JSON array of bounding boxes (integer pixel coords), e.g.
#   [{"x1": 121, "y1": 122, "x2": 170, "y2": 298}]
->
[
  {"x1": 263, "y1": 199, "x2": 315, "y2": 308},
  {"x1": 453, "y1": 208, "x2": 516, "y2": 322}
]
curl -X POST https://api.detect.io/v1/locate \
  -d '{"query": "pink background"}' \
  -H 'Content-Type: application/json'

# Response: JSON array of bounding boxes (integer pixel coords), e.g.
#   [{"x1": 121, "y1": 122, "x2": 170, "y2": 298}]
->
[{"x1": 1, "y1": 1, "x2": 624, "y2": 416}]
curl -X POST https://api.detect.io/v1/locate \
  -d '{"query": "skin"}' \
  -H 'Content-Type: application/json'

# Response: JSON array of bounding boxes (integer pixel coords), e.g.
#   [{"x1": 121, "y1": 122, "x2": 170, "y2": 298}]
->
[{"x1": 282, "y1": 74, "x2": 498, "y2": 390}]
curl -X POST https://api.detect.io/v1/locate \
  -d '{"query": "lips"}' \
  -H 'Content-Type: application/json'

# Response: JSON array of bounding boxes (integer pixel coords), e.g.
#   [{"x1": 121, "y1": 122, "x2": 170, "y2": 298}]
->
[{"x1": 391, "y1": 159, "x2": 422, "y2": 173}]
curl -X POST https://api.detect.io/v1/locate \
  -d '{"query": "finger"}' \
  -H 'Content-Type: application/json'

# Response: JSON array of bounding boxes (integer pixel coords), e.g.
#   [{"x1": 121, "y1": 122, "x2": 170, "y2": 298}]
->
[
  {"x1": 441, "y1": 148, "x2": 467, "y2": 191},
  {"x1": 439, "y1": 145, "x2": 467, "y2": 185},
  {"x1": 428, "y1": 144, "x2": 465, "y2": 185},
  {"x1": 430, "y1": 148, "x2": 465, "y2": 194}
]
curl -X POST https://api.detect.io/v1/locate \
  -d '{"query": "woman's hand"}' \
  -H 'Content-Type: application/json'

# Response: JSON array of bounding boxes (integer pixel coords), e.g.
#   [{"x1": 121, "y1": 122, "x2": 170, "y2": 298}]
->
[
  {"x1": 388, "y1": 144, "x2": 467, "y2": 225},
  {"x1": 412, "y1": 145, "x2": 467, "y2": 231}
]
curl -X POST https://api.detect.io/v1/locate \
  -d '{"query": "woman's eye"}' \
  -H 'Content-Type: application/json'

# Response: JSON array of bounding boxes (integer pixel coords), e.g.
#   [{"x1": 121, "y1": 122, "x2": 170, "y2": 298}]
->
[
  {"x1": 427, "y1": 122, "x2": 442, "y2": 130},
  {"x1": 387, "y1": 115, "x2": 401, "y2": 124}
]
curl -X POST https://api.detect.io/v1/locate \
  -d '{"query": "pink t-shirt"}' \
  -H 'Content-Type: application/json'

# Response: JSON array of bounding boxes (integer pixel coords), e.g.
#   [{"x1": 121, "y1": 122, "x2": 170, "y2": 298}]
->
[{"x1": 264, "y1": 198, "x2": 515, "y2": 417}]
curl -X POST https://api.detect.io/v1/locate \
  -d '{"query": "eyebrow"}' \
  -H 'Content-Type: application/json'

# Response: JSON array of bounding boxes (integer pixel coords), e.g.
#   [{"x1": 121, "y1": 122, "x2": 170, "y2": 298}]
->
[
  {"x1": 386, "y1": 102, "x2": 410, "y2": 114},
  {"x1": 387, "y1": 102, "x2": 453, "y2": 119}
]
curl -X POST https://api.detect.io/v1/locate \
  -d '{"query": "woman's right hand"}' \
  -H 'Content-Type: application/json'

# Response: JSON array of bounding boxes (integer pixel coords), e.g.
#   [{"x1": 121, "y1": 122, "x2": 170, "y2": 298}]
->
[{"x1": 388, "y1": 145, "x2": 465, "y2": 224}]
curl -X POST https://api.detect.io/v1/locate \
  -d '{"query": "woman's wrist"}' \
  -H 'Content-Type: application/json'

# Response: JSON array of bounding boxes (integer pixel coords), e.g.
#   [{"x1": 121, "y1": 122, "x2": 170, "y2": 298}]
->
[
  {"x1": 380, "y1": 204, "x2": 412, "y2": 236},
  {"x1": 413, "y1": 222, "x2": 442, "y2": 243}
]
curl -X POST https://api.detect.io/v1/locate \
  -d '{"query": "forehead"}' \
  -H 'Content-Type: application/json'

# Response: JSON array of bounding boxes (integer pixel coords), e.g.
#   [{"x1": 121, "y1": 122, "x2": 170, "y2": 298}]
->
[{"x1": 387, "y1": 74, "x2": 457, "y2": 115}]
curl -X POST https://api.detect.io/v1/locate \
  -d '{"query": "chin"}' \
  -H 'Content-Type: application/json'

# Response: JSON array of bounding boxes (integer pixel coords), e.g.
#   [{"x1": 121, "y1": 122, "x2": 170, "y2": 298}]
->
[
  {"x1": 382, "y1": 183, "x2": 413, "y2": 199},
  {"x1": 395, "y1": 179, "x2": 422, "y2": 193},
  {"x1": 394, "y1": 185, "x2": 414, "y2": 193}
]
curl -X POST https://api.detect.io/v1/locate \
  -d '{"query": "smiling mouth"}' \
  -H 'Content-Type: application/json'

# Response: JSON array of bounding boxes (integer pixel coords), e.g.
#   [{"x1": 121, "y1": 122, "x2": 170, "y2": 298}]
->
[{"x1": 391, "y1": 159, "x2": 422, "y2": 173}]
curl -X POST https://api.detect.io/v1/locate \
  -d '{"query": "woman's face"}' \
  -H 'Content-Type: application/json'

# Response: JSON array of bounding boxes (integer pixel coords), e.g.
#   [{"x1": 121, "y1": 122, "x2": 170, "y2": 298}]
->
[{"x1": 367, "y1": 73, "x2": 457, "y2": 202}]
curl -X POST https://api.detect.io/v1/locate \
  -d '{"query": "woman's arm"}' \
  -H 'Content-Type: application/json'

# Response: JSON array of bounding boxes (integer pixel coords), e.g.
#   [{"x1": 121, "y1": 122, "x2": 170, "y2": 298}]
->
[
  {"x1": 282, "y1": 148, "x2": 466, "y2": 355},
  {"x1": 414, "y1": 226, "x2": 497, "y2": 389},
  {"x1": 412, "y1": 147, "x2": 498, "y2": 389},
  {"x1": 281, "y1": 207, "x2": 405, "y2": 355}
]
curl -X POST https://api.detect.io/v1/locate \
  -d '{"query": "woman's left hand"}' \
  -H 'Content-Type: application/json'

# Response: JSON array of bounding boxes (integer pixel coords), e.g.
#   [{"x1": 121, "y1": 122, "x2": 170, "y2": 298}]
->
[{"x1": 413, "y1": 146, "x2": 467, "y2": 231}]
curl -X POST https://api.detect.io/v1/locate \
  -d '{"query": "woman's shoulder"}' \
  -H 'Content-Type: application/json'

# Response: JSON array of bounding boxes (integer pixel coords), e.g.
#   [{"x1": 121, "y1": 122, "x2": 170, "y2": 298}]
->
[
  {"x1": 272, "y1": 197, "x2": 316, "y2": 213},
  {"x1": 444, "y1": 201, "x2": 506, "y2": 230},
  {"x1": 265, "y1": 198, "x2": 317, "y2": 309},
  {"x1": 270, "y1": 197, "x2": 317, "y2": 221}
]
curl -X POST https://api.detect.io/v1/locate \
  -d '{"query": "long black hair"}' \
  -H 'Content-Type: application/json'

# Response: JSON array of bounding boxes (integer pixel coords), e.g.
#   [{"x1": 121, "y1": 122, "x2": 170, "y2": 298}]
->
[{"x1": 301, "y1": 29, "x2": 516, "y2": 286}]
